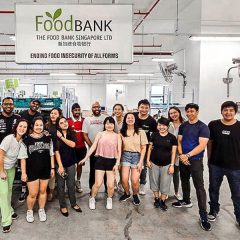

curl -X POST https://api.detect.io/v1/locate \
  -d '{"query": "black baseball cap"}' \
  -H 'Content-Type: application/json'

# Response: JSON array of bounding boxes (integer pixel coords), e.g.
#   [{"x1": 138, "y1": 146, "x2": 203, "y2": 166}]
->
[{"x1": 31, "y1": 98, "x2": 41, "y2": 105}]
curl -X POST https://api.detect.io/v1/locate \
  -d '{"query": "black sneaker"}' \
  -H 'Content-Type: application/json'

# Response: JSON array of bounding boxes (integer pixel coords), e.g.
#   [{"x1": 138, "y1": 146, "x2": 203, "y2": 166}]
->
[
  {"x1": 2, "y1": 225, "x2": 11, "y2": 233},
  {"x1": 119, "y1": 193, "x2": 131, "y2": 202},
  {"x1": 154, "y1": 198, "x2": 160, "y2": 208},
  {"x1": 18, "y1": 192, "x2": 27, "y2": 203},
  {"x1": 172, "y1": 200, "x2": 193, "y2": 208},
  {"x1": 199, "y1": 217, "x2": 212, "y2": 231},
  {"x1": 132, "y1": 194, "x2": 140, "y2": 206},
  {"x1": 159, "y1": 200, "x2": 168, "y2": 211},
  {"x1": 208, "y1": 210, "x2": 218, "y2": 222},
  {"x1": 12, "y1": 212, "x2": 19, "y2": 220}
]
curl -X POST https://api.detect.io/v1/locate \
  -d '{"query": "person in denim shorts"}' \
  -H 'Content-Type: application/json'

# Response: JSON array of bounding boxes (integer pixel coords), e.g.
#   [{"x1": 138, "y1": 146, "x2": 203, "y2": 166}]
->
[{"x1": 119, "y1": 113, "x2": 148, "y2": 205}]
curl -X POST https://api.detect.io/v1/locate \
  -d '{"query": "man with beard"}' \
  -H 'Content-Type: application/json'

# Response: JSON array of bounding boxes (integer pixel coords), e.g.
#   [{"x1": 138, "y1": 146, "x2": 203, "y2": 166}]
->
[
  {"x1": 134, "y1": 99, "x2": 157, "y2": 195},
  {"x1": 0, "y1": 97, "x2": 20, "y2": 143},
  {"x1": 82, "y1": 101, "x2": 107, "y2": 190},
  {"x1": 207, "y1": 101, "x2": 240, "y2": 228},
  {"x1": 68, "y1": 103, "x2": 87, "y2": 193},
  {"x1": 19, "y1": 99, "x2": 42, "y2": 126}
]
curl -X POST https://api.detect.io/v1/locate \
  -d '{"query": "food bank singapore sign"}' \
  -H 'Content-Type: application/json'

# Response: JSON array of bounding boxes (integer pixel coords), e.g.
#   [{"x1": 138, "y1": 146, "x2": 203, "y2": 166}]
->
[{"x1": 15, "y1": 4, "x2": 133, "y2": 63}]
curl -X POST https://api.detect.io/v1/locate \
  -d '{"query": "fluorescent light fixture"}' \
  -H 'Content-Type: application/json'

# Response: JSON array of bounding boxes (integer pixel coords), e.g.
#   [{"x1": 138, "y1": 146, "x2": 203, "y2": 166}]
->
[
  {"x1": 116, "y1": 80, "x2": 135, "y2": 83},
  {"x1": 127, "y1": 73, "x2": 154, "y2": 76},
  {"x1": 152, "y1": 58, "x2": 174, "y2": 62},
  {"x1": 50, "y1": 73, "x2": 77, "y2": 76},
  {"x1": 9, "y1": 36, "x2": 16, "y2": 41},
  {"x1": 189, "y1": 35, "x2": 240, "y2": 41}
]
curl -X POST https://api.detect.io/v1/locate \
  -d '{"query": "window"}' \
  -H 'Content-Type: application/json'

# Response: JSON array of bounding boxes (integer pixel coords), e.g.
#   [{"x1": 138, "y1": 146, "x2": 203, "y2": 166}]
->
[{"x1": 34, "y1": 84, "x2": 48, "y2": 97}]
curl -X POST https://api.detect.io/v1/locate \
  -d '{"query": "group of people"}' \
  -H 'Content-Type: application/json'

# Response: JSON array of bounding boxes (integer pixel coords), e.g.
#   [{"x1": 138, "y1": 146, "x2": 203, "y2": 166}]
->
[{"x1": 0, "y1": 97, "x2": 239, "y2": 234}]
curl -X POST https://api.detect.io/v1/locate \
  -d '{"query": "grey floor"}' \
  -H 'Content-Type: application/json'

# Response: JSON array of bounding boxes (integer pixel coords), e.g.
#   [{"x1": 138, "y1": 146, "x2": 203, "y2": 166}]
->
[{"x1": 2, "y1": 161, "x2": 240, "y2": 240}]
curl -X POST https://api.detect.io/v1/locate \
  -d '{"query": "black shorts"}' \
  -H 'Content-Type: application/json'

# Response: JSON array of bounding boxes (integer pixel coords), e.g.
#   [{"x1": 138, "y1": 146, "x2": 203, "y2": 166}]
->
[
  {"x1": 75, "y1": 147, "x2": 87, "y2": 163},
  {"x1": 95, "y1": 156, "x2": 116, "y2": 171},
  {"x1": 27, "y1": 168, "x2": 51, "y2": 182}
]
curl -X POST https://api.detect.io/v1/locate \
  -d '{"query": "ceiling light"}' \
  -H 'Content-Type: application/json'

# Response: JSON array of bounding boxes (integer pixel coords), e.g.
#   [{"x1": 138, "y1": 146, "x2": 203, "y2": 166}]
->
[
  {"x1": 152, "y1": 58, "x2": 174, "y2": 62},
  {"x1": 50, "y1": 73, "x2": 77, "y2": 76},
  {"x1": 127, "y1": 73, "x2": 154, "y2": 76},
  {"x1": 189, "y1": 35, "x2": 240, "y2": 41},
  {"x1": 116, "y1": 80, "x2": 135, "y2": 83},
  {"x1": 9, "y1": 36, "x2": 16, "y2": 41}
]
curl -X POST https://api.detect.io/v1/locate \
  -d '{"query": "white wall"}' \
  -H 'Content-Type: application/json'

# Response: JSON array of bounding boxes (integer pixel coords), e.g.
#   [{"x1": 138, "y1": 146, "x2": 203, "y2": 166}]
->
[{"x1": 199, "y1": 41, "x2": 240, "y2": 123}]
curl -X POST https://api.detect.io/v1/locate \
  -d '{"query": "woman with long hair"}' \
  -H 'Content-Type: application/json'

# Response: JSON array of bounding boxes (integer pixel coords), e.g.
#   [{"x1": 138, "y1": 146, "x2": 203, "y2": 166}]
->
[
  {"x1": 80, "y1": 117, "x2": 121, "y2": 210},
  {"x1": 168, "y1": 106, "x2": 184, "y2": 201},
  {"x1": 0, "y1": 119, "x2": 28, "y2": 233},
  {"x1": 45, "y1": 107, "x2": 62, "y2": 201},
  {"x1": 147, "y1": 117, "x2": 177, "y2": 211},
  {"x1": 19, "y1": 116, "x2": 55, "y2": 223},
  {"x1": 119, "y1": 112, "x2": 148, "y2": 205},
  {"x1": 55, "y1": 116, "x2": 82, "y2": 217}
]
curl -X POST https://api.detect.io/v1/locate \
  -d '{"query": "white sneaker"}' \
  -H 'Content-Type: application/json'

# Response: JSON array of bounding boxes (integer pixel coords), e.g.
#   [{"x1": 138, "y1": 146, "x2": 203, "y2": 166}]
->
[
  {"x1": 174, "y1": 193, "x2": 183, "y2": 201},
  {"x1": 106, "y1": 197, "x2": 113, "y2": 210},
  {"x1": 26, "y1": 210, "x2": 34, "y2": 223},
  {"x1": 89, "y1": 197, "x2": 96, "y2": 210},
  {"x1": 139, "y1": 184, "x2": 146, "y2": 195},
  {"x1": 38, "y1": 208, "x2": 47, "y2": 222}
]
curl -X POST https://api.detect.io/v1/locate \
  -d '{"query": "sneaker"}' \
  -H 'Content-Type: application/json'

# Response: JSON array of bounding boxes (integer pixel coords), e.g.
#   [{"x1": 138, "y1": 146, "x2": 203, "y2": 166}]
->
[
  {"x1": 132, "y1": 194, "x2": 140, "y2": 206},
  {"x1": 199, "y1": 217, "x2": 212, "y2": 231},
  {"x1": 12, "y1": 212, "x2": 19, "y2": 220},
  {"x1": 119, "y1": 193, "x2": 131, "y2": 202},
  {"x1": 174, "y1": 193, "x2": 183, "y2": 201},
  {"x1": 106, "y1": 197, "x2": 113, "y2": 210},
  {"x1": 117, "y1": 182, "x2": 124, "y2": 193},
  {"x1": 38, "y1": 209, "x2": 47, "y2": 222},
  {"x1": 159, "y1": 200, "x2": 168, "y2": 211},
  {"x1": 26, "y1": 210, "x2": 34, "y2": 223},
  {"x1": 172, "y1": 200, "x2": 193, "y2": 208},
  {"x1": 19, "y1": 191, "x2": 27, "y2": 203},
  {"x1": 208, "y1": 210, "x2": 218, "y2": 222},
  {"x1": 154, "y1": 198, "x2": 160, "y2": 208},
  {"x1": 2, "y1": 225, "x2": 11, "y2": 233},
  {"x1": 139, "y1": 184, "x2": 146, "y2": 195},
  {"x1": 76, "y1": 180, "x2": 83, "y2": 193},
  {"x1": 89, "y1": 197, "x2": 96, "y2": 210}
]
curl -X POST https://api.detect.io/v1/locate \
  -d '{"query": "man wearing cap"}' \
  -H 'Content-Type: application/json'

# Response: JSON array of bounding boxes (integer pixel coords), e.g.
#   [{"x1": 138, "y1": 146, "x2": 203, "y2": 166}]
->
[
  {"x1": 68, "y1": 103, "x2": 87, "y2": 193},
  {"x1": 19, "y1": 99, "x2": 42, "y2": 126}
]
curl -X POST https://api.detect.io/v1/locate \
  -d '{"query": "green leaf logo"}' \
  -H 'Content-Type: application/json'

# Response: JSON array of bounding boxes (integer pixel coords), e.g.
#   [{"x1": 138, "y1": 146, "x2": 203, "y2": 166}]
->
[
  {"x1": 45, "y1": 12, "x2": 52, "y2": 19},
  {"x1": 53, "y1": 8, "x2": 62, "y2": 21}
]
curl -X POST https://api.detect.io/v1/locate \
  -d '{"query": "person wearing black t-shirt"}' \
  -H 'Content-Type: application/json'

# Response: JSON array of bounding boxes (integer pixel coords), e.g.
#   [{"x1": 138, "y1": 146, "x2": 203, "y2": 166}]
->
[
  {"x1": 19, "y1": 99, "x2": 42, "y2": 126},
  {"x1": 147, "y1": 117, "x2": 177, "y2": 211},
  {"x1": 55, "y1": 116, "x2": 82, "y2": 217},
  {"x1": 207, "y1": 101, "x2": 240, "y2": 228},
  {"x1": 0, "y1": 97, "x2": 20, "y2": 143},
  {"x1": 134, "y1": 99, "x2": 157, "y2": 195}
]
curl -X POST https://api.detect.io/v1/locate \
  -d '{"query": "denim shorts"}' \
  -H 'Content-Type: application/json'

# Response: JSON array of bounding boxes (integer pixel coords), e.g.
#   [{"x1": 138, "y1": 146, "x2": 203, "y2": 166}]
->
[{"x1": 121, "y1": 151, "x2": 140, "y2": 168}]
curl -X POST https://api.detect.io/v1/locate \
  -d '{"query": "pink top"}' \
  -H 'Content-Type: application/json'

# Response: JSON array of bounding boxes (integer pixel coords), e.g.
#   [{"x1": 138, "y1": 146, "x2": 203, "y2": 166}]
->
[{"x1": 95, "y1": 132, "x2": 118, "y2": 159}]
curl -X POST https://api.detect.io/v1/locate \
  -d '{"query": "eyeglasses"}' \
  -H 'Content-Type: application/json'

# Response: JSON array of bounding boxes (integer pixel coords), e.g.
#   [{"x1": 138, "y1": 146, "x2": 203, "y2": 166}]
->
[{"x1": 3, "y1": 103, "x2": 14, "y2": 106}]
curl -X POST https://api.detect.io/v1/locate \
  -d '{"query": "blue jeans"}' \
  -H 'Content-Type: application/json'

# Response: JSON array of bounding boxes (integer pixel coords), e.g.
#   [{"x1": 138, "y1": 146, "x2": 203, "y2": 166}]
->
[{"x1": 209, "y1": 164, "x2": 240, "y2": 222}]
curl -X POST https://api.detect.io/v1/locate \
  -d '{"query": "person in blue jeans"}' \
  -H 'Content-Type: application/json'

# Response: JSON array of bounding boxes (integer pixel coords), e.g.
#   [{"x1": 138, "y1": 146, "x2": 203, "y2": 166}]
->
[
  {"x1": 171, "y1": 103, "x2": 212, "y2": 231},
  {"x1": 207, "y1": 101, "x2": 240, "y2": 228}
]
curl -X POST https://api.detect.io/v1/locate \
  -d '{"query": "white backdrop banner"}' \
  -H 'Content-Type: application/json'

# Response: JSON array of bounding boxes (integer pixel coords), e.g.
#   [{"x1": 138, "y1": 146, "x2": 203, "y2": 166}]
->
[{"x1": 15, "y1": 4, "x2": 133, "y2": 63}]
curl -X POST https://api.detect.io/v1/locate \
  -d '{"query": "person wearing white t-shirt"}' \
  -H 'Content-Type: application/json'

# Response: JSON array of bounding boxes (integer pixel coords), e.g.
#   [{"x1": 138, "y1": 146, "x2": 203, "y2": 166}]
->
[{"x1": 0, "y1": 119, "x2": 28, "y2": 233}]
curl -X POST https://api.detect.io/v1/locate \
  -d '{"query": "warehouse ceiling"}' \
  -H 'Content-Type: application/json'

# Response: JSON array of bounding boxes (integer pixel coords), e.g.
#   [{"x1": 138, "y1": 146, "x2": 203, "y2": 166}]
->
[{"x1": 0, "y1": 0, "x2": 228, "y2": 84}]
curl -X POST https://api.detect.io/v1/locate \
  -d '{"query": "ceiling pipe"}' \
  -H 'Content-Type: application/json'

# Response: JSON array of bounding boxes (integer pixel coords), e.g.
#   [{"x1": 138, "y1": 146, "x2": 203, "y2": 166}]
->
[
  {"x1": 133, "y1": 0, "x2": 161, "y2": 33},
  {"x1": 0, "y1": 10, "x2": 14, "y2": 14},
  {"x1": 0, "y1": 68, "x2": 127, "y2": 71}
]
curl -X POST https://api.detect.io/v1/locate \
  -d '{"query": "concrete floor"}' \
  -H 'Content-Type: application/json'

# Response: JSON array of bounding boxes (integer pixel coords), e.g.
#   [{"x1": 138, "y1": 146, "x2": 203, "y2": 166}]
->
[{"x1": 1, "y1": 161, "x2": 240, "y2": 240}]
